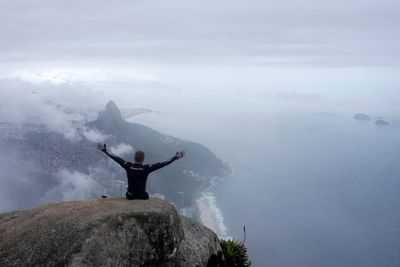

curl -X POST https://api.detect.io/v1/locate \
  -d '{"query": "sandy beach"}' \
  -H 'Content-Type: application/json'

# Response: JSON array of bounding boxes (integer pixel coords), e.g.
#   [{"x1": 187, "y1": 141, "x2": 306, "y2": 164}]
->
[
  {"x1": 196, "y1": 194, "x2": 218, "y2": 233},
  {"x1": 195, "y1": 192, "x2": 228, "y2": 238}
]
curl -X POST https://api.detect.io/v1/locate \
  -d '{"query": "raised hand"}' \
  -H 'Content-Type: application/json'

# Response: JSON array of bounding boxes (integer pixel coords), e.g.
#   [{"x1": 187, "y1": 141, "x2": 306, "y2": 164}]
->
[
  {"x1": 96, "y1": 142, "x2": 107, "y2": 152},
  {"x1": 175, "y1": 150, "x2": 186, "y2": 159}
]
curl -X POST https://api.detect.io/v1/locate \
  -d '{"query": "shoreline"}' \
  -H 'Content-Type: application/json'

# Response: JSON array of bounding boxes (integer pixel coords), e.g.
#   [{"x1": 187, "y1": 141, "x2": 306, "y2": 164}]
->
[{"x1": 195, "y1": 191, "x2": 229, "y2": 239}]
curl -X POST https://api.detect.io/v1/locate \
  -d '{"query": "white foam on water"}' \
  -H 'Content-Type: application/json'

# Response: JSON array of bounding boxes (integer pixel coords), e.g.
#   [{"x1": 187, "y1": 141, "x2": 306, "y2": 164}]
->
[{"x1": 196, "y1": 191, "x2": 229, "y2": 239}]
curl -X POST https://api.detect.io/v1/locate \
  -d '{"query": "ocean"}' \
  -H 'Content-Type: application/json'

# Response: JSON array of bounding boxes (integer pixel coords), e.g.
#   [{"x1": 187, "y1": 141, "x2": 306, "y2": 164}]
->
[{"x1": 131, "y1": 110, "x2": 400, "y2": 267}]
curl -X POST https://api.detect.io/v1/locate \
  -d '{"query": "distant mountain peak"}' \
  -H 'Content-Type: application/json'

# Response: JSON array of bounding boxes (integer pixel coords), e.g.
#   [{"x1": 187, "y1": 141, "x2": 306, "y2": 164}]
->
[
  {"x1": 105, "y1": 100, "x2": 122, "y2": 120},
  {"x1": 95, "y1": 100, "x2": 125, "y2": 132}
]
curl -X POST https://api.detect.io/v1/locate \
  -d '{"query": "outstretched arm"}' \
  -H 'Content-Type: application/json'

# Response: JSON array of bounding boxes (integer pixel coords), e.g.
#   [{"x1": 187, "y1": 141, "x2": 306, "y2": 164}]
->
[
  {"x1": 148, "y1": 151, "x2": 186, "y2": 173},
  {"x1": 97, "y1": 142, "x2": 128, "y2": 168}
]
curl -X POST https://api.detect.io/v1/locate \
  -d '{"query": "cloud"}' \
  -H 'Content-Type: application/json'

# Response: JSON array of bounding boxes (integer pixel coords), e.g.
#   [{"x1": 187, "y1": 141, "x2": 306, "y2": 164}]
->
[
  {"x1": 0, "y1": 79, "x2": 106, "y2": 141},
  {"x1": 81, "y1": 128, "x2": 110, "y2": 143},
  {"x1": 41, "y1": 169, "x2": 104, "y2": 202},
  {"x1": 0, "y1": 0, "x2": 398, "y2": 67},
  {"x1": 275, "y1": 90, "x2": 320, "y2": 101},
  {"x1": 109, "y1": 143, "x2": 134, "y2": 155},
  {"x1": 0, "y1": 69, "x2": 158, "y2": 85}
]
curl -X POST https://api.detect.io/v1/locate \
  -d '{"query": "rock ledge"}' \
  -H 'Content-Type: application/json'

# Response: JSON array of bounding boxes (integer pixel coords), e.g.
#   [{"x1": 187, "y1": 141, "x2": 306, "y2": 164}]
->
[{"x1": 0, "y1": 198, "x2": 223, "y2": 267}]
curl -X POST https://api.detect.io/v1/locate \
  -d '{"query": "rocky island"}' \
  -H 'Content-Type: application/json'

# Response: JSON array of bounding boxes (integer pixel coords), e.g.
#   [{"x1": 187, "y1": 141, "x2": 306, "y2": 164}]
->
[
  {"x1": 375, "y1": 119, "x2": 390, "y2": 126},
  {"x1": 354, "y1": 113, "x2": 371, "y2": 120}
]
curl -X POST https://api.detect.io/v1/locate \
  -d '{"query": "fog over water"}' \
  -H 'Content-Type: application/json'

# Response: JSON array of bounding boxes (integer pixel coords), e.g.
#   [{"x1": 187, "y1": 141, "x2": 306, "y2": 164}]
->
[
  {"x1": 1, "y1": 0, "x2": 400, "y2": 266},
  {"x1": 131, "y1": 106, "x2": 400, "y2": 267},
  {"x1": 124, "y1": 71, "x2": 400, "y2": 266}
]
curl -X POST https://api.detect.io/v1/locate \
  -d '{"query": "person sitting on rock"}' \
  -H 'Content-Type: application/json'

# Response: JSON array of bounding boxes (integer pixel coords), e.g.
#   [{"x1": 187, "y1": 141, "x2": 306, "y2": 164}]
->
[{"x1": 97, "y1": 142, "x2": 185, "y2": 200}]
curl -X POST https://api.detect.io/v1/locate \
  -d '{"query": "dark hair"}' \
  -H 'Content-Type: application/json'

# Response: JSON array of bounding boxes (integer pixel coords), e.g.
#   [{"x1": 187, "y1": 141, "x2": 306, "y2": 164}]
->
[{"x1": 134, "y1": 151, "x2": 145, "y2": 163}]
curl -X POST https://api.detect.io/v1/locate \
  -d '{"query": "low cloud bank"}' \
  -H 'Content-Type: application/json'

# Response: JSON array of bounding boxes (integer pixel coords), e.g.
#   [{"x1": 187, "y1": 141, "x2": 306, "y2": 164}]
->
[
  {"x1": 41, "y1": 169, "x2": 104, "y2": 202},
  {"x1": 109, "y1": 143, "x2": 134, "y2": 156},
  {"x1": 0, "y1": 78, "x2": 106, "y2": 141},
  {"x1": 0, "y1": 78, "x2": 116, "y2": 212}
]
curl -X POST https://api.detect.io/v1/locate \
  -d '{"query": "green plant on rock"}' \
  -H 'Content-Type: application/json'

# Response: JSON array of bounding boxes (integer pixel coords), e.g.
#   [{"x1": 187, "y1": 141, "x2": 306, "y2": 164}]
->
[
  {"x1": 220, "y1": 239, "x2": 251, "y2": 267},
  {"x1": 220, "y1": 226, "x2": 251, "y2": 267}
]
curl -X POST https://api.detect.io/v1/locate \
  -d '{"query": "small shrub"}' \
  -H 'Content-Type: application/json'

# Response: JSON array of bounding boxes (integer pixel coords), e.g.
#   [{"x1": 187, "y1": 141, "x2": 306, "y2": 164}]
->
[{"x1": 220, "y1": 239, "x2": 251, "y2": 267}]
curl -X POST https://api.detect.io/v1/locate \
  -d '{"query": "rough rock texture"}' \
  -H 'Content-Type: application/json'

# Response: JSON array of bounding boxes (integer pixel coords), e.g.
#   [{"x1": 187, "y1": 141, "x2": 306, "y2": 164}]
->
[
  {"x1": 0, "y1": 198, "x2": 224, "y2": 267},
  {"x1": 176, "y1": 216, "x2": 224, "y2": 267}
]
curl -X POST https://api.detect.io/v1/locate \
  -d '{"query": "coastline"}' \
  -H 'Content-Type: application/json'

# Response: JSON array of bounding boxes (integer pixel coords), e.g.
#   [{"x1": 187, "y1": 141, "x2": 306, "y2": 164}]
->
[
  {"x1": 195, "y1": 162, "x2": 234, "y2": 240},
  {"x1": 126, "y1": 112, "x2": 233, "y2": 239},
  {"x1": 195, "y1": 191, "x2": 229, "y2": 239}
]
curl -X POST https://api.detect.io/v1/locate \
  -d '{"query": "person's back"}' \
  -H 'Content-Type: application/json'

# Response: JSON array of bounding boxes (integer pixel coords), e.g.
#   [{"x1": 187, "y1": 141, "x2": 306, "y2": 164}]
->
[{"x1": 97, "y1": 142, "x2": 185, "y2": 199}]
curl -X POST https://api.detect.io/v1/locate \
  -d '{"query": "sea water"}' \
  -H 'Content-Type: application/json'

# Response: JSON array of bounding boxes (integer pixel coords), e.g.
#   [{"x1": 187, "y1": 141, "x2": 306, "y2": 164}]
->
[{"x1": 131, "y1": 111, "x2": 400, "y2": 267}]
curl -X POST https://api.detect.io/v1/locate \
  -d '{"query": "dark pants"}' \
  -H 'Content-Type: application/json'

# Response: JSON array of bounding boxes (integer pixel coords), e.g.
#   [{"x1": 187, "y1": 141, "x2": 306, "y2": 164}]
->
[{"x1": 126, "y1": 191, "x2": 149, "y2": 200}]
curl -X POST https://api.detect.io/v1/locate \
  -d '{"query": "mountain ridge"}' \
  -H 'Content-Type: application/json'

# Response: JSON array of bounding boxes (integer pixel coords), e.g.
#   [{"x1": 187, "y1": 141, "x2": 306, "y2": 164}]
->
[{"x1": 0, "y1": 100, "x2": 230, "y2": 213}]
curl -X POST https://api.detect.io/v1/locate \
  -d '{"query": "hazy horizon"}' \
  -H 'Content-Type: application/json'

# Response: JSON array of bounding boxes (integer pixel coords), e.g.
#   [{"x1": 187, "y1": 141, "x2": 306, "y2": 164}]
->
[{"x1": 0, "y1": 0, "x2": 400, "y2": 118}]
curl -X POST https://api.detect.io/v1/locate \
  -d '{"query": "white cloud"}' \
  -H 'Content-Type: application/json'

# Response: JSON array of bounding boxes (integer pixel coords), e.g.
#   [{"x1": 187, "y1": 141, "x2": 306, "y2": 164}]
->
[
  {"x1": 275, "y1": 90, "x2": 320, "y2": 101},
  {"x1": 0, "y1": 0, "x2": 399, "y2": 67},
  {"x1": 0, "y1": 79, "x2": 108, "y2": 141},
  {"x1": 81, "y1": 128, "x2": 109, "y2": 143},
  {"x1": 109, "y1": 143, "x2": 134, "y2": 155},
  {"x1": 0, "y1": 69, "x2": 158, "y2": 85},
  {"x1": 41, "y1": 169, "x2": 104, "y2": 202}
]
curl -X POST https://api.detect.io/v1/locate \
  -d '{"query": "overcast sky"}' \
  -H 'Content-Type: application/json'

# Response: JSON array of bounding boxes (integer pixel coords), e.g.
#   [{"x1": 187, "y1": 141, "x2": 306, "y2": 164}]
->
[
  {"x1": 1, "y1": 0, "x2": 399, "y2": 66},
  {"x1": 0, "y1": 0, "x2": 399, "y2": 114}
]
